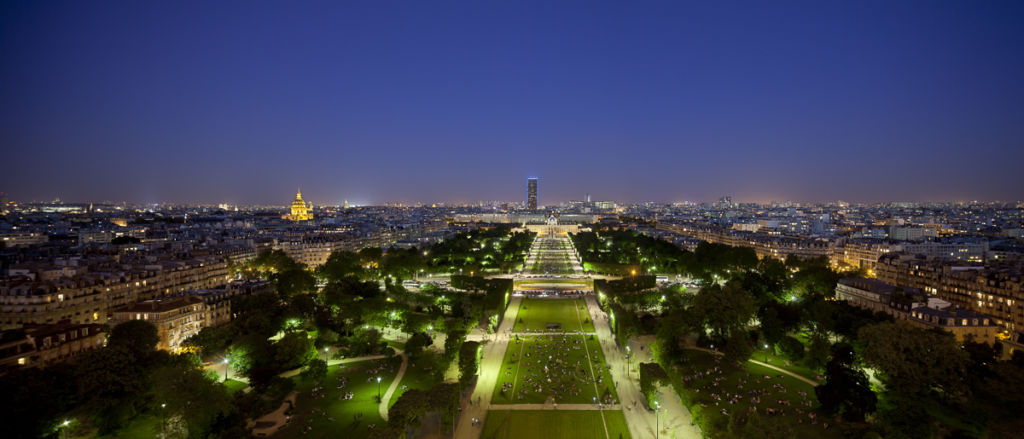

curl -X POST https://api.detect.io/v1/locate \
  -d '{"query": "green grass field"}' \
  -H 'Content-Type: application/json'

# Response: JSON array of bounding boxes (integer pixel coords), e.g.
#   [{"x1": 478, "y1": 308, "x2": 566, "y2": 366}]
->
[
  {"x1": 274, "y1": 357, "x2": 401, "y2": 439},
  {"x1": 492, "y1": 335, "x2": 617, "y2": 405},
  {"x1": 223, "y1": 378, "x2": 248, "y2": 394},
  {"x1": 97, "y1": 414, "x2": 161, "y2": 438},
  {"x1": 386, "y1": 354, "x2": 445, "y2": 410},
  {"x1": 513, "y1": 298, "x2": 594, "y2": 333},
  {"x1": 482, "y1": 410, "x2": 631, "y2": 439}
]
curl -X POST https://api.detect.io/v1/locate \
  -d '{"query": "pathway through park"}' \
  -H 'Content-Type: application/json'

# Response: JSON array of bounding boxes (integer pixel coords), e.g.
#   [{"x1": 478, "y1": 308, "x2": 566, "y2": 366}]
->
[{"x1": 379, "y1": 352, "x2": 410, "y2": 420}]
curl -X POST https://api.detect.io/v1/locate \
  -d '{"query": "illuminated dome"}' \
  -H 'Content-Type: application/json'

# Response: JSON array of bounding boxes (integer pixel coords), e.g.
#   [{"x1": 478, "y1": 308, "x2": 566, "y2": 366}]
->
[{"x1": 290, "y1": 189, "x2": 312, "y2": 221}]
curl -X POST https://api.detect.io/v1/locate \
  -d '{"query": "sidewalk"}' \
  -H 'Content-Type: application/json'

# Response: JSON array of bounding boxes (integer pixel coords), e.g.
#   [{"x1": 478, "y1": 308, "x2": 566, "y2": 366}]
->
[
  {"x1": 586, "y1": 296, "x2": 701, "y2": 439},
  {"x1": 453, "y1": 296, "x2": 522, "y2": 439}
]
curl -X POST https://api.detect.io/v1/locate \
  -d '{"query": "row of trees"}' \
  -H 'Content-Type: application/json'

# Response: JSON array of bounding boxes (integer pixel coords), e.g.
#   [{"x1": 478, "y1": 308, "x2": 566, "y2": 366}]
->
[{"x1": 1, "y1": 320, "x2": 243, "y2": 438}]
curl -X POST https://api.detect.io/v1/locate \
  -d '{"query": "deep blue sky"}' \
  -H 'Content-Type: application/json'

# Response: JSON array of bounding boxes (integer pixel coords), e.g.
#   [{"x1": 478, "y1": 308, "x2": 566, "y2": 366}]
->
[{"x1": 2, "y1": 1, "x2": 1023, "y2": 205}]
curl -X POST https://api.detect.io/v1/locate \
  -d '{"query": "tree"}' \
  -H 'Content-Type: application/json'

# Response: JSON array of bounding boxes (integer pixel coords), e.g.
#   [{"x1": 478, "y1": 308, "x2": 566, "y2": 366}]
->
[
  {"x1": 71, "y1": 345, "x2": 151, "y2": 432},
  {"x1": 151, "y1": 365, "x2": 234, "y2": 438},
  {"x1": 638, "y1": 362, "x2": 669, "y2": 408},
  {"x1": 803, "y1": 332, "x2": 831, "y2": 370},
  {"x1": 274, "y1": 332, "x2": 317, "y2": 370},
  {"x1": 275, "y1": 267, "x2": 316, "y2": 301},
  {"x1": 443, "y1": 328, "x2": 466, "y2": 362},
  {"x1": 300, "y1": 359, "x2": 328, "y2": 382},
  {"x1": 777, "y1": 335, "x2": 805, "y2": 362},
  {"x1": 815, "y1": 344, "x2": 877, "y2": 422},
  {"x1": 404, "y1": 332, "x2": 432, "y2": 358},
  {"x1": 693, "y1": 281, "x2": 755, "y2": 341},
  {"x1": 287, "y1": 293, "x2": 318, "y2": 320},
  {"x1": 858, "y1": 321, "x2": 970, "y2": 399},
  {"x1": 0, "y1": 366, "x2": 77, "y2": 438},
  {"x1": 723, "y1": 330, "x2": 753, "y2": 364},
  {"x1": 758, "y1": 306, "x2": 785, "y2": 345},
  {"x1": 459, "y1": 341, "x2": 480, "y2": 384},
  {"x1": 108, "y1": 320, "x2": 160, "y2": 354},
  {"x1": 320, "y1": 250, "x2": 362, "y2": 282},
  {"x1": 184, "y1": 325, "x2": 234, "y2": 358}
]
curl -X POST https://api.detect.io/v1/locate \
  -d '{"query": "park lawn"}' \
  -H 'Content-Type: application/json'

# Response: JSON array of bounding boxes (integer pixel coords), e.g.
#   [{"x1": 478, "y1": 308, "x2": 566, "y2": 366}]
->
[
  {"x1": 482, "y1": 410, "x2": 631, "y2": 439},
  {"x1": 223, "y1": 378, "x2": 248, "y2": 394},
  {"x1": 273, "y1": 358, "x2": 401, "y2": 439},
  {"x1": 387, "y1": 354, "x2": 445, "y2": 410},
  {"x1": 97, "y1": 414, "x2": 161, "y2": 438},
  {"x1": 492, "y1": 335, "x2": 617, "y2": 405},
  {"x1": 752, "y1": 348, "x2": 822, "y2": 384},
  {"x1": 513, "y1": 298, "x2": 594, "y2": 333},
  {"x1": 666, "y1": 349, "x2": 842, "y2": 439}
]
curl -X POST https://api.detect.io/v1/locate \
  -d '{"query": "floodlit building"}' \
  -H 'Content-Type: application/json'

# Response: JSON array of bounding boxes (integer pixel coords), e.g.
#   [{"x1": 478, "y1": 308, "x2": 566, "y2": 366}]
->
[
  {"x1": 110, "y1": 296, "x2": 205, "y2": 351},
  {"x1": 288, "y1": 189, "x2": 313, "y2": 221}
]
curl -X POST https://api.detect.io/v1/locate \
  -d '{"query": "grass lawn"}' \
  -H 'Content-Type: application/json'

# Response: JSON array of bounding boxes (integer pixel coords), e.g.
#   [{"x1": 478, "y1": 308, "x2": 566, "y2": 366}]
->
[
  {"x1": 666, "y1": 349, "x2": 843, "y2": 439},
  {"x1": 513, "y1": 298, "x2": 594, "y2": 333},
  {"x1": 387, "y1": 354, "x2": 445, "y2": 410},
  {"x1": 273, "y1": 357, "x2": 401, "y2": 439},
  {"x1": 492, "y1": 335, "x2": 617, "y2": 405},
  {"x1": 97, "y1": 414, "x2": 161, "y2": 438},
  {"x1": 223, "y1": 378, "x2": 248, "y2": 394},
  {"x1": 482, "y1": 410, "x2": 631, "y2": 439},
  {"x1": 752, "y1": 348, "x2": 822, "y2": 384}
]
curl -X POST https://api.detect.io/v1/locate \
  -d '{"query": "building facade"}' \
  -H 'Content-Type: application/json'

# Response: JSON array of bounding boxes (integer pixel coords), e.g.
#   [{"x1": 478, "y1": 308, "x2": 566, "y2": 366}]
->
[{"x1": 110, "y1": 296, "x2": 205, "y2": 351}]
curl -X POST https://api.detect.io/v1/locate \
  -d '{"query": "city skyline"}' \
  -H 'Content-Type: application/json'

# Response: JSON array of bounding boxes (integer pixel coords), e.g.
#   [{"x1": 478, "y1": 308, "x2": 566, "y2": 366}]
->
[{"x1": 3, "y1": 1, "x2": 1024, "y2": 205}]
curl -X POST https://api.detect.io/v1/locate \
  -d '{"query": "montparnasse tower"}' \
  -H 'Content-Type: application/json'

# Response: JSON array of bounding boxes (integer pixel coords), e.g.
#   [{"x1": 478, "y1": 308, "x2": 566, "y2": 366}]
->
[{"x1": 290, "y1": 189, "x2": 313, "y2": 221}]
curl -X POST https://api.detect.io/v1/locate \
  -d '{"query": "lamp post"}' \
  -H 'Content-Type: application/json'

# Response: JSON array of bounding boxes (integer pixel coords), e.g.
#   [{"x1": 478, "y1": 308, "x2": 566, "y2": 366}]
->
[
  {"x1": 323, "y1": 347, "x2": 329, "y2": 361},
  {"x1": 377, "y1": 376, "x2": 382, "y2": 400},
  {"x1": 654, "y1": 401, "x2": 661, "y2": 439},
  {"x1": 160, "y1": 403, "x2": 166, "y2": 439},
  {"x1": 61, "y1": 420, "x2": 69, "y2": 439},
  {"x1": 223, "y1": 358, "x2": 230, "y2": 382}
]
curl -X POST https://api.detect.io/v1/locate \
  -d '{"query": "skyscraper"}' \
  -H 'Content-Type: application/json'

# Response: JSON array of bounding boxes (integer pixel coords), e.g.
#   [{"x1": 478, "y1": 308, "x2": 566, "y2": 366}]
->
[{"x1": 527, "y1": 177, "x2": 538, "y2": 210}]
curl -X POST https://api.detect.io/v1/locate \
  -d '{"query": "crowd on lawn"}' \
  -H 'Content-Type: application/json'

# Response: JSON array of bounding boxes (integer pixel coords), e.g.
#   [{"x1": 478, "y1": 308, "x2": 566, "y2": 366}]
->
[
  {"x1": 501, "y1": 335, "x2": 616, "y2": 404},
  {"x1": 281, "y1": 360, "x2": 397, "y2": 436},
  {"x1": 514, "y1": 289, "x2": 587, "y2": 298},
  {"x1": 681, "y1": 355, "x2": 827, "y2": 427}
]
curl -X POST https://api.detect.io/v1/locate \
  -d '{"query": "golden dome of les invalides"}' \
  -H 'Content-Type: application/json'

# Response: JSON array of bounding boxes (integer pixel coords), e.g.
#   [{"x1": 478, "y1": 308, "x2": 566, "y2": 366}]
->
[{"x1": 288, "y1": 189, "x2": 313, "y2": 221}]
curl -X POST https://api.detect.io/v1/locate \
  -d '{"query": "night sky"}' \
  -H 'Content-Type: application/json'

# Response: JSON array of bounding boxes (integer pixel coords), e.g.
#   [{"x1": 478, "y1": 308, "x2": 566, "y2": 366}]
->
[{"x1": 2, "y1": 1, "x2": 1023, "y2": 205}]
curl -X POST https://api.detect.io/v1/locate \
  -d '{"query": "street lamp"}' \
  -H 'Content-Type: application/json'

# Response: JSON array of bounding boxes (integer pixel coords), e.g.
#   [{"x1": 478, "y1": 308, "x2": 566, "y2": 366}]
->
[
  {"x1": 654, "y1": 401, "x2": 661, "y2": 439},
  {"x1": 323, "y1": 347, "x2": 329, "y2": 361},
  {"x1": 61, "y1": 420, "x2": 69, "y2": 439},
  {"x1": 160, "y1": 403, "x2": 166, "y2": 439},
  {"x1": 377, "y1": 376, "x2": 382, "y2": 400},
  {"x1": 223, "y1": 358, "x2": 230, "y2": 382}
]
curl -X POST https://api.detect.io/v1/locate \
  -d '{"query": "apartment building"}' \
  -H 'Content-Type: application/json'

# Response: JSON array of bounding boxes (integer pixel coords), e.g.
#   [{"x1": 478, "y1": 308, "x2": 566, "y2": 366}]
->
[{"x1": 110, "y1": 296, "x2": 205, "y2": 351}]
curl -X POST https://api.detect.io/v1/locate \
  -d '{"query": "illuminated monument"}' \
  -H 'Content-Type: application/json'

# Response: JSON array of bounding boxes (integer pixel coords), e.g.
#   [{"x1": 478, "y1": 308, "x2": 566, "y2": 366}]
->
[{"x1": 288, "y1": 189, "x2": 313, "y2": 221}]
